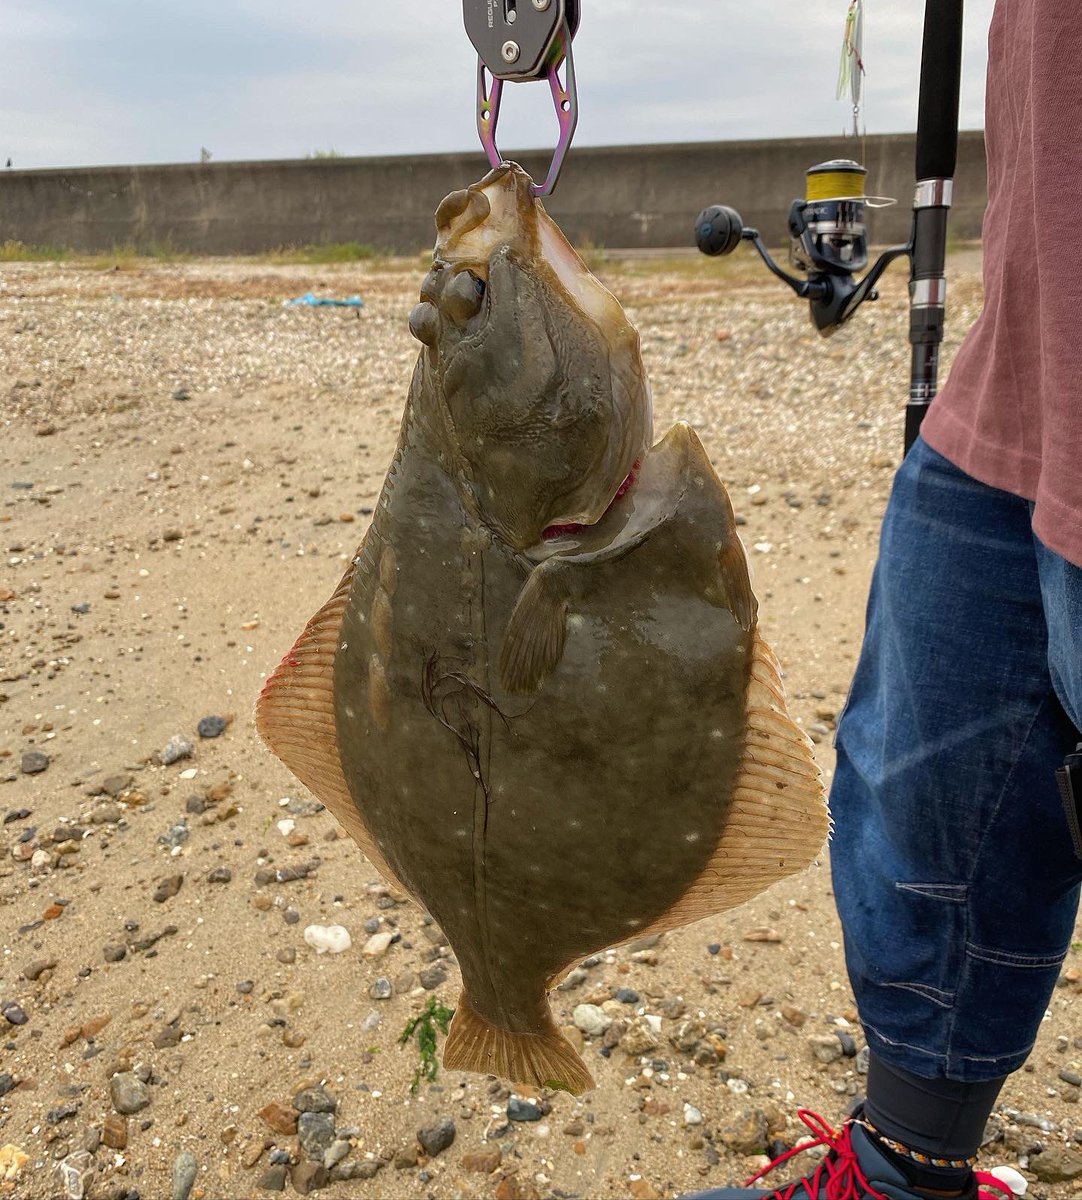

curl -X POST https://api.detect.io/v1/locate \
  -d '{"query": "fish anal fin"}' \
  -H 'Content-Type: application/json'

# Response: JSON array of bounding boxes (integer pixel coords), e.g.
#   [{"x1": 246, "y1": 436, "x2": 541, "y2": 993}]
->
[
  {"x1": 443, "y1": 990, "x2": 595, "y2": 1095},
  {"x1": 630, "y1": 632, "x2": 828, "y2": 938},
  {"x1": 255, "y1": 552, "x2": 407, "y2": 893},
  {"x1": 499, "y1": 564, "x2": 570, "y2": 695}
]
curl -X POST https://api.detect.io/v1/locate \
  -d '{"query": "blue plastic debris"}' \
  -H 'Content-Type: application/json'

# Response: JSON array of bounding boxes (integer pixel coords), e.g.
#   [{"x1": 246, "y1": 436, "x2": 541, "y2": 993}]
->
[{"x1": 285, "y1": 291, "x2": 364, "y2": 309}]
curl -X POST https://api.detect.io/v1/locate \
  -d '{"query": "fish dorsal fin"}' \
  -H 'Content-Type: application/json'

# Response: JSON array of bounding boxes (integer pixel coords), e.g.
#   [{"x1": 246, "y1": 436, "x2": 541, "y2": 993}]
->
[
  {"x1": 255, "y1": 554, "x2": 408, "y2": 893},
  {"x1": 597, "y1": 631, "x2": 828, "y2": 954}
]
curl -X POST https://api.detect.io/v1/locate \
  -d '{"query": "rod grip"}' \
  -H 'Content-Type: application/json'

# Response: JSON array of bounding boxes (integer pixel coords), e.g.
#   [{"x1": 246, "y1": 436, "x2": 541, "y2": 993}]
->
[{"x1": 915, "y1": 0, "x2": 964, "y2": 181}]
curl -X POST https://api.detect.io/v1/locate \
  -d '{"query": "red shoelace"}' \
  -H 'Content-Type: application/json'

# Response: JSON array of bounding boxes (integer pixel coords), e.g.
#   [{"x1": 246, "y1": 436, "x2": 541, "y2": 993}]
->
[{"x1": 742, "y1": 1109, "x2": 1017, "y2": 1200}]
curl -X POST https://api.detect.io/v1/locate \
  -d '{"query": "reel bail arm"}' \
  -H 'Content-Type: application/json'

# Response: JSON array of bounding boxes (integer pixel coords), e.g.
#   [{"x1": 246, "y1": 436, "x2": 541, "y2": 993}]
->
[{"x1": 463, "y1": 0, "x2": 580, "y2": 197}]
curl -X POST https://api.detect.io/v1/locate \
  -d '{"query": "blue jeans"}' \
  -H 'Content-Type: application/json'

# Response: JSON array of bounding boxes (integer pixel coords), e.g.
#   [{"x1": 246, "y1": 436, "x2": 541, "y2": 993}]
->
[{"x1": 832, "y1": 437, "x2": 1082, "y2": 1082}]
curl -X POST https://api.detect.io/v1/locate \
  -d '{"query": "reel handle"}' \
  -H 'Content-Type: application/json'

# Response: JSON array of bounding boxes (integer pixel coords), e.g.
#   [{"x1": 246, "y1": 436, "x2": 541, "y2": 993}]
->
[{"x1": 694, "y1": 205, "x2": 744, "y2": 257}]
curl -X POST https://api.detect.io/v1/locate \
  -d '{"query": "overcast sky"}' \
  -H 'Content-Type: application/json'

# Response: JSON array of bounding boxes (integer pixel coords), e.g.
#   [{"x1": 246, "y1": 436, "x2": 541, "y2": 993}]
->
[{"x1": 4, "y1": 1, "x2": 994, "y2": 171}]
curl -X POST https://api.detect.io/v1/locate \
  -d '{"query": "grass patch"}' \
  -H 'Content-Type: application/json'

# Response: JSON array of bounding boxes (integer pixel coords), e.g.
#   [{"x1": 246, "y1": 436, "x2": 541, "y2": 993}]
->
[
  {"x1": 0, "y1": 240, "x2": 71, "y2": 262},
  {"x1": 264, "y1": 242, "x2": 383, "y2": 265}
]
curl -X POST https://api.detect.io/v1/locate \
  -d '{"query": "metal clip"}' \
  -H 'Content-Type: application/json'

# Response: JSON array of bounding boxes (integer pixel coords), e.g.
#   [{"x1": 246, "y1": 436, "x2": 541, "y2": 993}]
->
[{"x1": 464, "y1": 0, "x2": 579, "y2": 197}]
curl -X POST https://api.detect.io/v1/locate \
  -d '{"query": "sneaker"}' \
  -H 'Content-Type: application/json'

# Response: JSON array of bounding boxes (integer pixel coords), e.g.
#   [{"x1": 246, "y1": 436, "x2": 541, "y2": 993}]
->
[{"x1": 681, "y1": 1108, "x2": 1018, "y2": 1200}]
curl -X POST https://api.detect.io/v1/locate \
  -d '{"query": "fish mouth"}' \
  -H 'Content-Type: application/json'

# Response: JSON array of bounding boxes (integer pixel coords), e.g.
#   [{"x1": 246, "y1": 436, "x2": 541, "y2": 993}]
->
[{"x1": 540, "y1": 459, "x2": 641, "y2": 542}]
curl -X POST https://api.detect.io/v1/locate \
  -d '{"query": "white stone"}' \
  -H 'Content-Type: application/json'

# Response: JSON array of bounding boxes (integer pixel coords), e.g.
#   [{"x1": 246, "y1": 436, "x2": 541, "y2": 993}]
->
[
  {"x1": 683, "y1": 1103, "x2": 704, "y2": 1126},
  {"x1": 572, "y1": 1004, "x2": 612, "y2": 1037},
  {"x1": 303, "y1": 924, "x2": 352, "y2": 954},
  {"x1": 362, "y1": 932, "x2": 394, "y2": 958}
]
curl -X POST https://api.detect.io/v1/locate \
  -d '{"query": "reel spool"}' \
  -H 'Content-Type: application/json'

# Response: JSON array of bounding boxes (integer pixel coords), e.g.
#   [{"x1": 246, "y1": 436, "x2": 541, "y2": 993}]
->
[{"x1": 788, "y1": 159, "x2": 870, "y2": 276}]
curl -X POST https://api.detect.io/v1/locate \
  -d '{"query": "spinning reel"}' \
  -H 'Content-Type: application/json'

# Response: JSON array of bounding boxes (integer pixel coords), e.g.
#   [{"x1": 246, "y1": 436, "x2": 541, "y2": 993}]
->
[{"x1": 695, "y1": 159, "x2": 909, "y2": 337}]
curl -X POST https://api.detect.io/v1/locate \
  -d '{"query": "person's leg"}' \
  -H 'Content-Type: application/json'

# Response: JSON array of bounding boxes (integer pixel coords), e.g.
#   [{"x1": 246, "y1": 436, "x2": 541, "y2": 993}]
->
[
  {"x1": 831, "y1": 438, "x2": 1082, "y2": 1166},
  {"x1": 682, "y1": 440, "x2": 1081, "y2": 1200}
]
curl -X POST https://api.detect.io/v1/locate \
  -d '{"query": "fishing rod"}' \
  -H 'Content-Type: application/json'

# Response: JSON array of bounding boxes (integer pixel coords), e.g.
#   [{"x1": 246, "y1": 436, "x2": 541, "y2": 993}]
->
[{"x1": 694, "y1": 0, "x2": 965, "y2": 454}]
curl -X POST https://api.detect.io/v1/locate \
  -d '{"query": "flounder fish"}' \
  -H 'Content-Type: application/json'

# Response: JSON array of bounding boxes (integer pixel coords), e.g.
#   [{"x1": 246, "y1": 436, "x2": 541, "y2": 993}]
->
[{"x1": 256, "y1": 163, "x2": 827, "y2": 1095}]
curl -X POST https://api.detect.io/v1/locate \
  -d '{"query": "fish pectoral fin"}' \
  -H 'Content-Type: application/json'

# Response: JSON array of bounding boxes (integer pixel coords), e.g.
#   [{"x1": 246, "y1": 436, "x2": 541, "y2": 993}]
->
[
  {"x1": 499, "y1": 561, "x2": 572, "y2": 695},
  {"x1": 443, "y1": 990, "x2": 595, "y2": 1095},
  {"x1": 718, "y1": 535, "x2": 756, "y2": 632}
]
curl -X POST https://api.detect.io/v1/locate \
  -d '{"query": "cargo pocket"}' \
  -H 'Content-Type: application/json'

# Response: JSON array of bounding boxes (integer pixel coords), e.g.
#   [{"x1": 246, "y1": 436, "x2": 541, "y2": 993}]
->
[{"x1": 876, "y1": 881, "x2": 969, "y2": 1009}]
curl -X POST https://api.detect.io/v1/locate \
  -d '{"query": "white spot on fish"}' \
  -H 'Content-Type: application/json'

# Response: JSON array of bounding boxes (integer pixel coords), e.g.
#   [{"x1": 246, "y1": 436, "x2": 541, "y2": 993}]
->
[
  {"x1": 625, "y1": 918, "x2": 643, "y2": 928},
  {"x1": 685, "y1": 832, "x2": 701, "y2": 843},
  {"x1": 568, "y1": 615, "x2": 584, "y2": 629},
  {"x1": 568, "y1": 818, "x2": 582, "y2": 829},
  {"x1": 344, "y1": 706, "x2": 356, "y2": 720},
  {"x1": 456, "y1": 828, "x2": 469, "y2": 838},
  {"x1": 710, "y1": 729, "x2": 723, "y2": 739},
  {"x1": 340, "y1": 642, "x2": 348, "y2": 650}
]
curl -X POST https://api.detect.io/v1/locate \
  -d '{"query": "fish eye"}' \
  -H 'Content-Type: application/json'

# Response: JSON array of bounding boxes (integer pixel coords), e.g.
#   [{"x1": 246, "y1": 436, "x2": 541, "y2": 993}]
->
[{"x1": 442, "y1": 269, "x2": 487, "y2": 323}]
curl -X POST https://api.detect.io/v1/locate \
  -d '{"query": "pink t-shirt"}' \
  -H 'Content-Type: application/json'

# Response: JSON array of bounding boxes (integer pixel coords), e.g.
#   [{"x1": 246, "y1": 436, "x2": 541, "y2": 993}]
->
[{"x1": 921, "y1": 0, "x2": 1082, "y2": 568}]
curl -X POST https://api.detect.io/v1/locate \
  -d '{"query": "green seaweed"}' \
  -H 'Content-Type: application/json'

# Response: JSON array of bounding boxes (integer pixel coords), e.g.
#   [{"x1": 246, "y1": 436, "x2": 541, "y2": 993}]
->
[{"x1": 398, "y1": 995, "x2": 455, "y2": 1093}]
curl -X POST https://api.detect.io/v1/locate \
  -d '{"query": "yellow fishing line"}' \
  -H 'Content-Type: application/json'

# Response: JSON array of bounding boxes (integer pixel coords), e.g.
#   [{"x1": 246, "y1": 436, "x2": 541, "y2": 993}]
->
[{"x1": 805, "y1": 167, "x2": 866, "y2": 202}]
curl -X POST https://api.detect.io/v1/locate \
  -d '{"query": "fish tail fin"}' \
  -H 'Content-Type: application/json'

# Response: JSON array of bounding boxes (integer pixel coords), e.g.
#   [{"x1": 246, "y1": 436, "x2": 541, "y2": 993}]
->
[{"x1": 443, "y1": 990, "x2": 595, "y2": 1095}]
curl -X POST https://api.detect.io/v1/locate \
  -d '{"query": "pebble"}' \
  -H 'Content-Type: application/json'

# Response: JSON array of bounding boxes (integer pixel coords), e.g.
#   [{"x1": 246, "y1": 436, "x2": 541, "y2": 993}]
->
[
  {"x1": 276, "y1": 947, "x2": 296, "y2": 965},
  {"x1": 197, "y1": 715, "x2": 228, "y2": 738},
  {"x1": 362, "y1": 931, "x2": 394, "y2": 958},
  {"x1": 293, "y1": 1086, "x2": 337, "y2": 1114},
  {"x1": 23, "y1": 957, "x2": 57, "y2": 981},
  {"x1": 206, "y1": 866, "x2": 232, "y2": 883},
  {"x1": 808, "y1": 1033, "x2": 844, "y2": 1064},
  {"x1": 153, "y1": 873, "x2": 184, "y2": 903},
  {"x1": 573, "y1": 1004, "x2": 612, "y2": 1037},
  {"x1": 292, "y1": 1160, "x2": 331, "y2": 1193},
  {"x1": 172, "y1": 1150, "x2": 198, "y2": 1200},
  {"x1": 463, "y1": 1148, "x2": 502, "y2": 1173},
  {"x1": 418, "y1": 1116, "x2": 456, "y2": 1156},
  {"x1": 369, "y1": 976, "x2": 392, "y2": 1000},
  {"x1": 2, "y1": 1002, "x2": 28, "y2": 1026},
  {"x1": 159, "y1": 735, "x2": 194, "y2": 765},
  {"x1": 257, "y1": 1163, "x2": 288, "y2": 1191},
  {"x1": 621, "y1": 1017, "x2": 661, "y2": 1056},
  {"x1": 683, "y1": 1103, "x2": 704, "y2": 1126},
  {"x1": 614, "y1": 987, "x2": 640, "y2": 1004},
  {"x1": 719, "y1": 1108, "x2": 769, "y2": 1155},
  {"x1": 20, "y1": 751, "x2": 49, "y2": 775},
  {"x1": 103, "y1": 944, "x2": 127, "y2": 962},
  {"x1": 1030, "y1": 1146, "x2": 1082, "y2": 1182},
  {"x1": 0, "y1": 1073, "x2": 13, "y2": 1097},
  {"x1": 159, "y1": 821, "x2": 189, "y2": 849},
  {"x1": 394, "y1": 1144, "x2": 420, "y2": 1169},
  {"x1": 557, "y1": 967, "x2": 588, "y2": 991},
  {"x1": 418, "y1": 964, "x2": 448, "y2": 989},
  {"x1": 110, "y1": 1071, "x2": 151, "y2": 1114},
  {"x1": 508, "y1": 1098, "x2": 543, "y2": 1122},
  {"x1": 298, "y1": 1111, "x2": 336, "y2": 1159},
  {"x1": 57, "y1": 1150, "x2": 88, "y2": 1200},
  {"x1": 102, "y1": 1114, "x2": 128, "y2": 1150},
  {"x1": 302, "y1": 924, "x2": 351, "y2": 954},
  {"x1": 257, "y1": 1101, "x2": 297, "y2": 1135},
  {"x1": 323, "y1": 1139, "x2": 351, "y2": 1170}
]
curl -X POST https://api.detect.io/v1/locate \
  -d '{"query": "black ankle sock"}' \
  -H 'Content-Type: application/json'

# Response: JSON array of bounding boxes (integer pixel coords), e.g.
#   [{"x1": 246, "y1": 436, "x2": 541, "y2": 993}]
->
[{"x1": 863, "y1": 1053, "x2": 1006, "y2": 1189}]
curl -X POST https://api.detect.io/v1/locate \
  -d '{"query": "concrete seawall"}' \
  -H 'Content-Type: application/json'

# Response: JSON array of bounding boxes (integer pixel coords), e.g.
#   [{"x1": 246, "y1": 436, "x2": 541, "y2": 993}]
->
[{"x1": 0, "y1": 132, "x2": 986, "y2": 255}]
